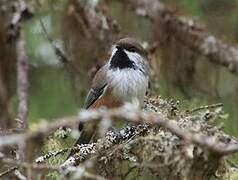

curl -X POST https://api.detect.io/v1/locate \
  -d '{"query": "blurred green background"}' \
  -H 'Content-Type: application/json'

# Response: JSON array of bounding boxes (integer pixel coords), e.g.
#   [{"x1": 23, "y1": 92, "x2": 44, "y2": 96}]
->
[{"x1": 23, "y1": 0, "x2": 238, "y2": 140}]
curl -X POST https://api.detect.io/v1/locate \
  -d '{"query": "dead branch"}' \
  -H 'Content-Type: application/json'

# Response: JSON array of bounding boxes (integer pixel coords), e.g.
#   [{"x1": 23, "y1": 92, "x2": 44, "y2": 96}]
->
[
  {"x1": 1, "y1": 156, "x2": 59, "y2": 172},
  {"x1": 0, "y1": 167, "x2": 26, "y2": 180},
  {"x1": 0, "y1": 100, "x2": 238, "y2": 158},
  {"x1": 0, "y1": 155, "x2": 106, "y2": 180},
  {"x1": 0, "y1": 166, "x2": 17, "y2": 178},
  {"x1": 62, "y1": 99, "x2": 238, "y2": 179},
  {"x1": 13, "y1": 169, "x2": 27, "y2": 180},
  {"x1": 7, "y1": 0, "x2": 33, "y2": 41},
  {"x1": 15, "y1": 31, "x2": 29, "y2": 130},
  {"x1": 62, "y1": 109, "x2": 237, "y2": 168},
  {"x1": 190, "y1": 103, "x2": 223, "y2": 113},
  {"x1": 121, "y1": 0, "x2": 238, "y2": 75},
  {"x1": 61, "y1": 124, "x2": 149, "y2": 168},
  {"x1": 0, "y1": 116, "x2": 79, "y2": 147},
  {"x1": 62, "y1": 0, "x2": 121, "y2": 83},
  {"x1": 39, "y1": 19, "x2": 70, "y2": 64},
  {"x1": 35, "y1": 148, "x2": 69, "y2": 164},
  {"x1": 0, "y1": 97, "x2": 237, "y2": 179},
  {"x1": 5, "y1": 0, "x2": 33, "y2": 130}
]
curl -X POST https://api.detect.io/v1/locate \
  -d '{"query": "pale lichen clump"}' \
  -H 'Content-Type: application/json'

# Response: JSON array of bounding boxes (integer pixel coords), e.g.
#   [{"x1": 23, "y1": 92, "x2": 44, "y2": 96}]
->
[{"x1": 61, "y1": 97, "x2": 238, "y2": 179}]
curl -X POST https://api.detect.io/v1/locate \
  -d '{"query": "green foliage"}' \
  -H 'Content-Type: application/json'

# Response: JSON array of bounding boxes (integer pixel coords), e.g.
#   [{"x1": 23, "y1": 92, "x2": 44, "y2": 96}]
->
[
  {"x1": 179, "y1": 0, "x2": 203, "y2": 16},
  {"x1": 45, "y1": 172, "x2": 60, "y2": 180},
  {"x1": 28, "y1": 68, "x2": 79, "y2": 123}
]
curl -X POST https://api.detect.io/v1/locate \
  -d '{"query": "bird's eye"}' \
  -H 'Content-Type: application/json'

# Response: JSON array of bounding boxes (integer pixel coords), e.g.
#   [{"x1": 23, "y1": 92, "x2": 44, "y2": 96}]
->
[{"x1": 128, "y1": 47, "x2": 136, "y2": 52}]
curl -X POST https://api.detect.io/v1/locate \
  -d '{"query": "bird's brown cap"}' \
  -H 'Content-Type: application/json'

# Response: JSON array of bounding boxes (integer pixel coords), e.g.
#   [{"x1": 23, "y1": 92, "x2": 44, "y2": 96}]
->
[{"x1": 115, "y1": 37, "x2": 147, "y2": 57}]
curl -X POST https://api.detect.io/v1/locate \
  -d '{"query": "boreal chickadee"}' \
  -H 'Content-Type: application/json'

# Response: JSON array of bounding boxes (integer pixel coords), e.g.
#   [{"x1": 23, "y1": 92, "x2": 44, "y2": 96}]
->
[
  {"x1": 85, "y1": 37, "x2": 150, "y2": 109},
  {"x1": 70, "y1": 37, "x2": 150, "y2": 151}
]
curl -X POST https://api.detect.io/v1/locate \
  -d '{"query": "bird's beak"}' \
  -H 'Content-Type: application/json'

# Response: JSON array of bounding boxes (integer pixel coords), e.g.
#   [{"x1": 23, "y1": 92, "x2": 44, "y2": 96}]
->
[{"x1": 115, "y1": 45, "x2": 122, "y2": 51}]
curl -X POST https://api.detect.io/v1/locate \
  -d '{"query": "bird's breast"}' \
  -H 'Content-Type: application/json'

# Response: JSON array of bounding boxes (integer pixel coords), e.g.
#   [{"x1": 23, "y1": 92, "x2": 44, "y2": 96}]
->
[{"x1": 107, "y1": 68, "x2": 148, "y2": 106}]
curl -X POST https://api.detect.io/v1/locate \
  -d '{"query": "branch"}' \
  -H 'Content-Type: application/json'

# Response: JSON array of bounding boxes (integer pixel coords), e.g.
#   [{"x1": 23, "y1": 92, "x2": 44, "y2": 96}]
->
[
  {"x1": 61, "y1": 124, "x2": 149, "y2": 168},
  {"x1": 38, "y1": 18, "x2": 86, "y2": 76},
  {"x1": 39, "y1": 19, "x2": 70, "y2": 64},
  {"x1": 122, "y1": 0, "x2": 238, "y2": 75},
  {"x1": 1, "y1": 98, "x2": 237, "y2": 179},
  {"x1": 0, "y1": 167, "x2": 26, "y2": 180},
  {"x1": 0, "y1": 100, "x2": 238, "y2": 165},
  {"x1": 0, "y1": 166, "x2": 17, "y2": 178},
  {"x1": 0, "y1": 101, "x2": 237, "y2": 158},
  {"x1": 15, "y1": 31, "x2": 29, "y2": 130},
  {"x1": 35, "y1": 148, "x2": 69, "y2": 163},
  {"x1": 190, "y1": 103, "x2": 223, "y2": 113},
  {"x1": 61, "y1": 0, "x2": 121, "y2": 77},
  {"x1": 0, "y1": 156, "x2": 106, "y2": 180},
  {"x1": 13, "y1": 169, "x2": 27, "y2": 180},
  {"x1": 0, "y1": 116, "x2": 79, "y2": 147},
  {"x1": 6, "y1": 0, "x2": 33, "y2": 130},
  {"x1": 7, "y1": 0, "x2": 34, "y2": 41},
  {"x1": 72, "y1": 0, "x2": 120, "y2": 40},
  {"x1": 1, "y1": 157, "x2": 59, "y2": 172}
]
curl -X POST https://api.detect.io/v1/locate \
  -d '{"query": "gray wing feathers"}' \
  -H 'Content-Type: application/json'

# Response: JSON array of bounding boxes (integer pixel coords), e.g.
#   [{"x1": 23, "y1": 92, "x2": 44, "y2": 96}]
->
[
  {"x1": 84, "y1": 84, "x2": 107, "y2": 109},
  {"x1": 84, "y1": 65, "x2": 108, "y2": 109}
]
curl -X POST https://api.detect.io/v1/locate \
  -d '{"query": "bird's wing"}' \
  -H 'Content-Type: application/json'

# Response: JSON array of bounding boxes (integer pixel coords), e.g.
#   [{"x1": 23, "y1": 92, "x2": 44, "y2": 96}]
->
[
  {"x1": 84, "y1": 65, "x2": 108, "y2": 109},
  {"x1": 84, "y1": 84, "x2": 107, "y2": 109}
]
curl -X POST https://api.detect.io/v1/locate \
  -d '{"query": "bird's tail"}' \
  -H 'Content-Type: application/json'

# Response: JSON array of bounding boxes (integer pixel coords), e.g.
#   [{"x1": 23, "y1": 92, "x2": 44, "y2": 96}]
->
[{"x1": 67, "y1": 121, "x2": 97, "y2": 158}]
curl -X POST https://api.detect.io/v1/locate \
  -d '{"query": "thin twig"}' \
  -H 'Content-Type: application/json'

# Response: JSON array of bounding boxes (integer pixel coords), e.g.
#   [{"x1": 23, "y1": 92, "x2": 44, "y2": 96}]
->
[
  {"x1": 0, "y1": 166, "x2": 18, "y2": 178},
  {"x1": 39, "y1": 19, "x2": 70, "y2": 64},
  {"x1": 190, "y1": 103, "x2": 223, "y2": 113},
  {"x1": 39, "y1": 18, "x2": 85, "y2": 76},
  {"x1": 0, "y1": 116, "x2": 78, "y2": 147},
  {"x1": 0, "y1": 157, "x2": 105, "y2": 180},
  {"x1": 72, "y1": 10, "x2": 91, "y2": 38},
  {"x1": 1, "y1": 157, "x2": 59, "y2": 171},
  {"x1": 13, "y1": 169, "x2": 27, "y2": 180},
  {"x1": 35, "y1": 148, "x2": 69, "y2": 163}
]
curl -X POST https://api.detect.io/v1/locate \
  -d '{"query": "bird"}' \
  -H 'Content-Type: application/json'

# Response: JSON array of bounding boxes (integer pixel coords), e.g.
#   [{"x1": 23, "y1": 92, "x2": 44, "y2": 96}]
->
[{"x1": 71, "y1": 37, "x2": 150, "y2": 150}]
